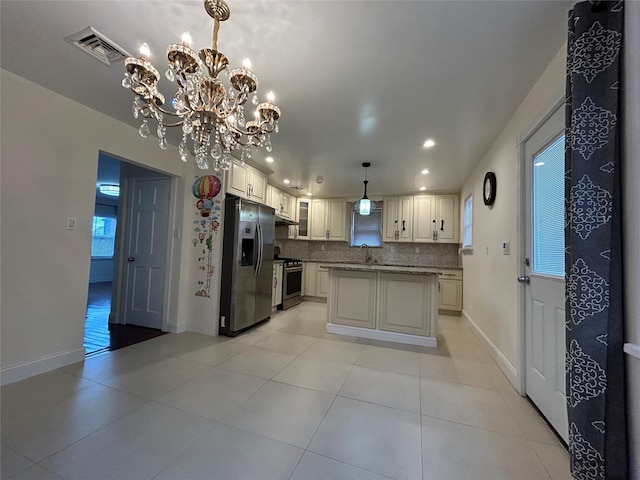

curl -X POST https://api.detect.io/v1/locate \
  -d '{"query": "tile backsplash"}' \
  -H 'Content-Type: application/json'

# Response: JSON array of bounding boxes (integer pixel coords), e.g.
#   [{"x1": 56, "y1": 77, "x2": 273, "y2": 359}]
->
[{"x1": 277, "y1": 239, "x2": 461, "y2": 268}]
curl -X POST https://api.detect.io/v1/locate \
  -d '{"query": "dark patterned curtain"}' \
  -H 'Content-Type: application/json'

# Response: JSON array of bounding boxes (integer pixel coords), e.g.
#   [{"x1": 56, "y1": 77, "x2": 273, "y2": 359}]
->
[{"x1": 565, "y1": 1, "x2": 627, "y2": 479}]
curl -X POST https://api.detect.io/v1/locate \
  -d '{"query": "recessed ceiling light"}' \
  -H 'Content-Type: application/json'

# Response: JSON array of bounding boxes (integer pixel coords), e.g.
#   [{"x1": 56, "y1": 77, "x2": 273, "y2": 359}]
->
[
  {"x1": 306, "y1": 192, "x2": 312, "y2": 196},
  {"x1": 265, "y1": 156, "x2": 274, "y2": 163},
  {"x1": 283, "y1": 179, "x2": 290, "y2": 184},
  {"x1": 421, "y1": 169, "x2": 429, "y2": 175},
  {"x1": 419, "y1": 186, "x2": 427, "y2": 191},
  {"x1": 423, "y1": 139, "x2": 435, "y2": 148}
]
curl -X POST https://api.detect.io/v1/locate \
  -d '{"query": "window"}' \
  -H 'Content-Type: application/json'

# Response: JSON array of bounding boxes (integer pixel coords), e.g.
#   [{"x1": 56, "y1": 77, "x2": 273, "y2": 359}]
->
[
  {"x1": 92, "y1": 216, "x2": 117, "y2": 258},
  {"x1": 462, "y1": 194, "x2": 473, "y2": 248},
  {"x1": 532, "y1": 135, "x2": 565, "y2": 276},
  {"x1": 350, "y1": 208, "x2": 382, "y2": 247}
]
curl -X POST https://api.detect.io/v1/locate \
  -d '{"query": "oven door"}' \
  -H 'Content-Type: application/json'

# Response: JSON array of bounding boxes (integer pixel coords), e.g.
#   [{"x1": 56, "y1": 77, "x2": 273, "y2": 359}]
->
[{"x1": 283, "y1": 266, "x2": 302, "y2": 300}]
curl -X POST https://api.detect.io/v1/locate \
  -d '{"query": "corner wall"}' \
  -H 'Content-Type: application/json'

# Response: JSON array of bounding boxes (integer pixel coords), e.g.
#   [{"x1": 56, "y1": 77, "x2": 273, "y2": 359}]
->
[
  {"x1": 460, "y1": 45, "x2": 566, "y2": 386},
  {"x1": 0, "y1": 69, "x2": 221, "y2": 383}
]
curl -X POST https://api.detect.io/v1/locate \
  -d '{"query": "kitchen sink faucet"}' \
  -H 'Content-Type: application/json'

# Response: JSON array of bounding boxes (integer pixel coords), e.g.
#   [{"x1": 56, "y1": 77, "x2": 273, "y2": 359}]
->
[{"x1": 359, "y1": 243, "x2": 373, "y2": 263}]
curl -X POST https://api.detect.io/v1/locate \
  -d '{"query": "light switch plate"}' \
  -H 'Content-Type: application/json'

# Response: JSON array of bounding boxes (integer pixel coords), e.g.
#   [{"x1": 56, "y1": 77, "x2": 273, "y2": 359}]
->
[
  {"x1": 67, "y1": 217, "x2": 77, "y2": 230},
  {"x1": 502, "y1": 241, "x2": 510, "y2": 255}
]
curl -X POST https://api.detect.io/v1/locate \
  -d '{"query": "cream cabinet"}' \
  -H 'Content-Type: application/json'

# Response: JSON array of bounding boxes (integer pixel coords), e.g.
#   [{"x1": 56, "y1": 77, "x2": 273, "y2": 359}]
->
[
  {"x1": 303, "y1": 262, "x2": 330, "y2": 298},
  {"x1": 382, "y1": 196, "x2": 414, "y2": 242},
  {"x1": 438, "y1": 270, "x2": 463, "y2": 312},
  {"x1": 379, "y1": 272, "x2": 437, "y2": 336},
  {"x1": 413, "y1": 194, "x2": 459, "y2": 243},
  {"x1": 412, "y1": 195, "x2": 436, "y2": 242},
  {"x1": 328, "y1": 270, "x2": 377, "y2": 329},
  {"x1": 310, "y1": 199, "x2": 347, "y2": 241},
  {"x1": 326, "y1": 267, "x2": 439, "y2": 344},
  {"x1": 226, "y1": 161, "x2": 267, "y2": 203},
  {"x1": 288, "y1": 197, "x2": 311, "y2": 240},
  {"x1": 272, "y1": 262, "x2": 283, "y2": 307},
  {"x1": 304, "y1": 262, "x2": 317, "y2": 296},
  {"x1": 317, "y1": 265, "x2": 329, "y2": 298},
  {"x1": 267, "y1": 185, "x2": 293, "y2": 219}
]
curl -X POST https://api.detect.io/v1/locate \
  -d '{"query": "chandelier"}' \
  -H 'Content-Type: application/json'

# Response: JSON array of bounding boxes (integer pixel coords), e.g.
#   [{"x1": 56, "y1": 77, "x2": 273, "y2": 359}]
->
[{"x1": 121, "y1": 0, "x2": 281, "y2": 171}]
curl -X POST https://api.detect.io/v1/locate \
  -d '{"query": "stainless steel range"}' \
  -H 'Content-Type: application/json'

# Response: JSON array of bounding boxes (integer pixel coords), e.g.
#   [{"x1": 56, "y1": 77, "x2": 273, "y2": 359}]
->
[{"x1": 279, "y1": 258, "x2": 302, "y2": 310}]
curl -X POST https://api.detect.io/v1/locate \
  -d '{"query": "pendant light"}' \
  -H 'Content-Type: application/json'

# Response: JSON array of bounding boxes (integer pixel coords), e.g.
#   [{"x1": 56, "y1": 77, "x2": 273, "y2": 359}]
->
[{"x1": 355, "y1": 162, "x2": 376, "y2": 216}]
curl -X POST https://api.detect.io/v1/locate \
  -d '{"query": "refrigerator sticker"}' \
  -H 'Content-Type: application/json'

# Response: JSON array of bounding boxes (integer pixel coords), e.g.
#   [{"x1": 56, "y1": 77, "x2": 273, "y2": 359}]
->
[{"x1": 191, "y1": 175, "x2": 222, "y2": 298}]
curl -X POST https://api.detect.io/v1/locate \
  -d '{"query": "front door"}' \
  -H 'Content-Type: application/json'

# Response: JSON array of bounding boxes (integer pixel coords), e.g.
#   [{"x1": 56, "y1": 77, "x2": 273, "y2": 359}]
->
[
  {"x1": 523, "y1": 105, "x2": 568, "y2": 442},
  {"x1": 124, "y1": 177, "x2": 171, "y2": 329}
]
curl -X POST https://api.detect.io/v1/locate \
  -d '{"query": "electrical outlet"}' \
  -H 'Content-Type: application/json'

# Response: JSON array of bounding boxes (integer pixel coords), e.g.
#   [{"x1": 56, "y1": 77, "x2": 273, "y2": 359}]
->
[
  {"x1": 415, "y1": 247, "x2": 420, "y2": 253},
  {"x1": 66, "y1": 217, "x2": 76, "y2": 230},
  {"x1": 390, "y1": 246, "x2": 395, "y2": 253},
  {"x1": 321, "y1": 244, "x2": 325, "y2": 251}
]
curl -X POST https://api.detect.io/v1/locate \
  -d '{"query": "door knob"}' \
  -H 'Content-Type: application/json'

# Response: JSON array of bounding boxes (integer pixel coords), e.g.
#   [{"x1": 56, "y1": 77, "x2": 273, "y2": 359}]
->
[
  {"x1": 127, "y1": 257, "x2": 136, "y2": 262},
  {"x1": 517, "y1": 275, "x2": 530, "y2": 284}
]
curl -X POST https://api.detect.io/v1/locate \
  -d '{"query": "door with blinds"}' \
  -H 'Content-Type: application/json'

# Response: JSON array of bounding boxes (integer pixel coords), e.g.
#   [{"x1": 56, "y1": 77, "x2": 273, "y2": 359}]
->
[{"x1": 523, "y1": 105, "x2": 568, "y2": 442}]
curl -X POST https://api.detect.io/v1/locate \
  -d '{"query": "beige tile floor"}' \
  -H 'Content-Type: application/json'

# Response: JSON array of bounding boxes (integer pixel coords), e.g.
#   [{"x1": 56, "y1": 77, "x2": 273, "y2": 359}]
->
[{"x1": 1, "y1": 302, "x2": 571, "y2": 480}]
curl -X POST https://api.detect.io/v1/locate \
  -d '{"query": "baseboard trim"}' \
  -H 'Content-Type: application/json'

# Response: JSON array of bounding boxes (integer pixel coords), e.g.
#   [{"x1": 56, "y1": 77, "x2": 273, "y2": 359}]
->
[
  {"x1": 326, "y1": 323, "x2": 437, "y2": 347},
  {"x1": 0, "y1": 347, "x2": 86, "y2": 385},
  {"x1": 167, "y1": 321, "x2": 187, "y2": 334},
  {"x1": 461, "y1": 309, "x2": 521, "y2": 392}
]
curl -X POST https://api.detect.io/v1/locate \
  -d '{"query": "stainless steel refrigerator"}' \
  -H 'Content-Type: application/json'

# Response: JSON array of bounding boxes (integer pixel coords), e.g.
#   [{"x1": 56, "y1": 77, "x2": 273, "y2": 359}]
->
[{"x1": 219, "y1": 196, "x2": 274, "y2": 336}]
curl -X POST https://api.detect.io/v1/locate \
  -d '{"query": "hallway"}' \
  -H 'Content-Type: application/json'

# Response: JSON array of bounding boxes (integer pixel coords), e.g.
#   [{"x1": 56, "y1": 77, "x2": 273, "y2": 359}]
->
[{"x1": 2, "y1": 302, "x2": 570, "y2": 479}]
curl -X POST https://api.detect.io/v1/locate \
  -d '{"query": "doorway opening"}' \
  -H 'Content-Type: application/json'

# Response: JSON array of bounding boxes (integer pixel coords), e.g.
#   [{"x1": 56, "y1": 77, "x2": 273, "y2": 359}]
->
[{"x1": 85, "y1": 152, "x2": 169, "y2": 355}]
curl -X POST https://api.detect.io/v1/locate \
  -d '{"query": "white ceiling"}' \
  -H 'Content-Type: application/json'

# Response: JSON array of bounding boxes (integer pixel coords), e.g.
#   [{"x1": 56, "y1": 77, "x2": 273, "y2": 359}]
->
[{"x1": 0, "y1": 0, "x2": 571, "y2": 197}]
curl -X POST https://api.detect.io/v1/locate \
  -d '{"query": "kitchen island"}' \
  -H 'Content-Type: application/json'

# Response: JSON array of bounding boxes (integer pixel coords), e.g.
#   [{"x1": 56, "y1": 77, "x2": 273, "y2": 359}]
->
[{"x1": 325, "y1": 264, "x2": 440, "y2": 347}]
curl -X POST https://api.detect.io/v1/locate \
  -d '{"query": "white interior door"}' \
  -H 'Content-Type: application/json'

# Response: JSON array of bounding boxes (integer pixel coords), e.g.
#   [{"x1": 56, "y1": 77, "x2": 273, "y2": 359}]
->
[
  {"x1": 523, "y1": 105, "x2": 568, "y2": 442},
  {"x1": 125, "y1": 177, "x2": 171, "y2": 329}
]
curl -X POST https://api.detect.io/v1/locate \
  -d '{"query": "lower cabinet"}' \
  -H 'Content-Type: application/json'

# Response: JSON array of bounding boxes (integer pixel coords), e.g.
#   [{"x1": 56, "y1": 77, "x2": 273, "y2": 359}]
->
[
  {"x1": 328, "y1": 269, "x2": 439, "y2": 340},
  {"x1": 303, "y1": 262, "x2": 329, "y2": 298},
  {"x1": 330, "y1": 271, "x2": 376, "y2": 328},
  {"x1": 438, "y1": 270, "x2": 463, "y2": 312},
  {"x1": 378, "y1": 273, "x2": 434, "y2": 336},
  {"x1": 304, "y1": 262, "x2": 317, "y2": 296},
  {"x1": 272, "y1": 263, "x2": 283, "y2": 307}
]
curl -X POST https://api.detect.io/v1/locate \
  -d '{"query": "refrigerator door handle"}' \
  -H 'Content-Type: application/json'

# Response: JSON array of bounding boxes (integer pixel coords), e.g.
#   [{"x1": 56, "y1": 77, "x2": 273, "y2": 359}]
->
[{"x1": 255, "y1": 223, "x2": 263, "y2": 277}]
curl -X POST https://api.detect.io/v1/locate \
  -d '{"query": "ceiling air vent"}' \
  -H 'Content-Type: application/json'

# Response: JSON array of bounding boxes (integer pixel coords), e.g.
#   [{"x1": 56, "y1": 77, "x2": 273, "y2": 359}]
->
[{"x1": 64, "y1": 27, "x2": 131, "y2": 66}]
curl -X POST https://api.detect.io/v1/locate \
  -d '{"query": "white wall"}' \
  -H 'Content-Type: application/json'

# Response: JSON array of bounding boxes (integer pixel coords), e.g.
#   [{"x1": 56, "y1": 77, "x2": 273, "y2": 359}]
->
[
  {"x1": 623, "y1": 2, "x2": 640, "y2": 477},
  {"x1": 460, "y1": 46, "x2": 566, "y2": 386},
  {"x1": 0, "y1": 69, "x2": 221, "y2": 383}
]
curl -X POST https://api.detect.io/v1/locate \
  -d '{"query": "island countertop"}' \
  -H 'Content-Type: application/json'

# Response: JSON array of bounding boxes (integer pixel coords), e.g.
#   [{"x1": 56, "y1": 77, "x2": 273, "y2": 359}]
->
[{"x1": 323, "y1": 263, "x2": 446, "y2": 275}]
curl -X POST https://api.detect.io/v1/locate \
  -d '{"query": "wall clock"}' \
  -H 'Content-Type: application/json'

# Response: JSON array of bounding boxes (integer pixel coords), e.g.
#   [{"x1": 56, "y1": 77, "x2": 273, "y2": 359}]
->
[{"x1": 483, "y1": 171, "x2": 497, "y2": 206}]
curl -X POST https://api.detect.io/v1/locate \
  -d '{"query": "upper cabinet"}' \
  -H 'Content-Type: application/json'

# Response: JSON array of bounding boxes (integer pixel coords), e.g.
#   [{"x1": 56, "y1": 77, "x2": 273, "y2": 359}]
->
[
  {"x1": 412, "y1": 194, "x2": 459, "y2": 243},
  {"x1": 226, "y1": 161, "x2": 267, "y2": 203},
  {"x1": 310, "y1": 198, "x2": 347, "y2": 241},
  {"x1": 382, "y1": 196, "x2": 414, "y2": 242},
  {"x1": 267, "y1": 185, "x2": 293, "y2": 219},
  {"x1": 289, "y1": 197, "x2": 311, "y2": 240}
]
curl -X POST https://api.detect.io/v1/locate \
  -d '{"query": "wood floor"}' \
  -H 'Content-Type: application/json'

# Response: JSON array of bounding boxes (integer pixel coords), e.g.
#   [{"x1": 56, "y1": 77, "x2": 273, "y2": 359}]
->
[{"x1": 85, "y1": 282, "x2": 166, "y2": 356}]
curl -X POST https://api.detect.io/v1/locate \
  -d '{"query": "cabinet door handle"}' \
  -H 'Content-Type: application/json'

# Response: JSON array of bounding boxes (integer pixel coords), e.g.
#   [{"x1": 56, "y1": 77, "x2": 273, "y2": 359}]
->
[
  {"x1": 402, "y1": 220, "x2": 406, "y2": 231},
  {"x1": 326, "y1": 230, "x2": 329, "y2": 239},
  {"x1": 441, "y1": 220, "x2": 445, "y2": 231}
]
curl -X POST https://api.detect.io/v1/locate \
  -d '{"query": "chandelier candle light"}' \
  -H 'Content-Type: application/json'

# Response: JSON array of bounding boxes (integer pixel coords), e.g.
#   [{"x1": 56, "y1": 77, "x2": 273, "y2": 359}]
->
[{"x1": 122, "y1": 0, "x2": 281, "y2": 171}]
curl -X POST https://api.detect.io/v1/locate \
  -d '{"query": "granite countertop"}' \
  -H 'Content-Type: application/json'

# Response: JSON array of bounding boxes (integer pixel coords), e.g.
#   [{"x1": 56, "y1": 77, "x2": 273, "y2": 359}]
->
[
  {"x1": 300, "y1": 260, "x2": 462, "y2": 272},
  {"x1": 318, "y1": 263, "x2": 456, "y2": 275}
]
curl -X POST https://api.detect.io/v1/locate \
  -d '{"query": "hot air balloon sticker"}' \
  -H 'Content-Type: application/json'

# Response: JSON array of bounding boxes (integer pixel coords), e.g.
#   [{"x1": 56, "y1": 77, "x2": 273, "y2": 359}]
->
[{"x1": 192, "y1": 175, "x2": 222, "y2": 217}]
